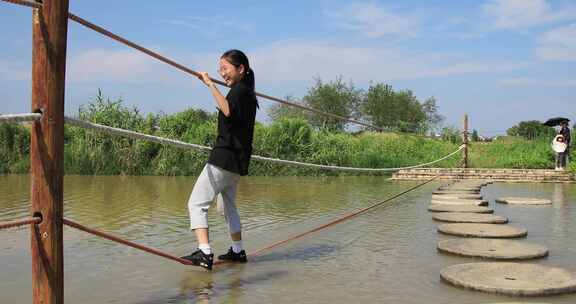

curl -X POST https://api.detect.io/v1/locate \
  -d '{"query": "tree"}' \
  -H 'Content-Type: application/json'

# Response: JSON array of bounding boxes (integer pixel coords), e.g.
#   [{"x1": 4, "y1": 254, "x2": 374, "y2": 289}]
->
[
  {"x1": 421, "y1": 97, "x2": 444, "y2": 135},
  {"x1": 507, "y1": 120, "x2": 555, "y2": 140},
  {"x1": 302, "y1": 77, "x2": 361, "y2": 132},
  {"x1": 441, "y1": 126, "x2": 461, "y2": 144},
  {"x1": 266, "y1": 95, "x2": 307, "y2": 121},
  {"x1": 361, "y1": 83, "x2": 427, "y2": 133},
  {"x1": 471, "y1": 129, "x2": 479, "y2": 142}
]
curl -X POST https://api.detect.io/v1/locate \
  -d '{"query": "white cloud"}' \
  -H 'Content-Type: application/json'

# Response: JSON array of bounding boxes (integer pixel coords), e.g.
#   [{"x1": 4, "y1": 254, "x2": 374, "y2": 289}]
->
[
  {"x1": 536, "y1": 23, "x2": 576, "y2": 61},
  {"x1": 65, "y1": 48, "x2": 219, "y2": 85},
  {"x1": 324, "y1": 2, "x2": 419, "y2": 38},
  {"x1": 499, "y1": 77, "x2": 576, "y2": 87},
  {"x1": 67, "y1": 49, "x2": 158, "y2": 82},
  {"x1": 481, "y1": 0, "x2": 576, "y2": 30},
  {"x1": 250, "y1": 40, "x2": 528, "y2": 84}
]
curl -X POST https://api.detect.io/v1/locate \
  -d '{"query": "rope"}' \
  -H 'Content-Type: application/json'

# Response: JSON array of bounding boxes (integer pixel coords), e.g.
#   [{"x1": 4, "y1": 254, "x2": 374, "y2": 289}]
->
[
  {"x1": 63, "y1": 176, "x2": 436, "y2": 267},
  {"x1": 62, "y1": 218, "x2": 193, "y2": 265},
  {"x1": 0, "y1": 0, "x2": 384, "y2": 132},
  {"x1": 0, "y1": 216, "x2": 42, "y2": 230},
  {"x1": 65, "y1": 117, "x2": 464, "y2": 172},
  {"x1": 65, "y1": 117, "x2": 211, "y2": 152},
  {"x1": 0, "y1": 113, "x2": 42, "y2": 124},
  {"x1": 216, "y1": 175, "x2": 439, "y2": 264}
]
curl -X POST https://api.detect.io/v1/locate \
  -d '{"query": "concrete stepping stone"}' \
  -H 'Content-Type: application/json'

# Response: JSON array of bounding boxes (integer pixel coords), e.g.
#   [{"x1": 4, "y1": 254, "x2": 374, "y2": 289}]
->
[
  {"x1": 432, "y1": 213, "x2": 507, "y2": 224},
  {"x1": 434, "y1": 190, "x2": 480, "y2": 195},
  {"x1": 495, "y1": 197, "x2": 552, "y2": 206},
  {"x1": 432, "y1": 194, "x2": 483, "y2": 200},
  {"x1": 438, "y1": 223, "x2": 527, "y2": 238},
  {"x1": 437, "y1": 239, "x2": 548, "y2": 260},
  {"x1": 485, "y1": 302, "x2": 550, "y2": 304},
  {"x1": 439, "y1": 186, "x2": 482, "y2": 191},
  {"x1": 431, "y1": 199, "x2": 488, "y2": 206},
  {"x1": 440, "y1": 263, "x2": 576, "y2": 296},
  {"x1": 428, "y1": 204, "x2": 494, "y2": 214}
]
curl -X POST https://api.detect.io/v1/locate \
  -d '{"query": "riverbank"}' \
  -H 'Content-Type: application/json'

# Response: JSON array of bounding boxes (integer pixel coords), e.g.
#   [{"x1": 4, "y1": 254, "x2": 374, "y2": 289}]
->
[{"x1": 1, "y1": 103, "x2": 572, "y2": 176}]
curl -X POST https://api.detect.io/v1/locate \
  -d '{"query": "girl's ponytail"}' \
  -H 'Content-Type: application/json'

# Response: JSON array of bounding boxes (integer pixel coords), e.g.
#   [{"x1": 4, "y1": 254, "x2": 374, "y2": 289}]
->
[{"x1": 221, "y1": 49, "x2": 258, "y2": 108}]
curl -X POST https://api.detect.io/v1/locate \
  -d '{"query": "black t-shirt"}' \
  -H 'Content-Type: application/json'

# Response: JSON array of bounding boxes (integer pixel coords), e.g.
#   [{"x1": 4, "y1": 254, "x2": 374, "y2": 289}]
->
[
  {"x1": 560, "y1": 126, "x2": 571, "y2": 150},
  {"x1": 207, "y1": 82, "x2": 257, "y2": 176}
]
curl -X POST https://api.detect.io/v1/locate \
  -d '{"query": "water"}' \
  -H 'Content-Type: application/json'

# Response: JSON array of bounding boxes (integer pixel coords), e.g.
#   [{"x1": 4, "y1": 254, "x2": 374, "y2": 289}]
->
[{"x1": 1, "y1": 174, "x2": 576, "y2": 303}]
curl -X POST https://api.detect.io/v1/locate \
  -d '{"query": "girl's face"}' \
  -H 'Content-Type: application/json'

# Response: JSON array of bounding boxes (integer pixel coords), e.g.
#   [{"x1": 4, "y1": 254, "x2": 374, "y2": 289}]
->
[{"x1": 218, "y1": 58, "x2": 244, "y2": 86}]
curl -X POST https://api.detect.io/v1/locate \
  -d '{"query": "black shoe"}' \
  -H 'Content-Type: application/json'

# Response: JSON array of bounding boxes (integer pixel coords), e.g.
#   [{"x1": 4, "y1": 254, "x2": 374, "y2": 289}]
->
[
  {"x1": 218, "y1": 247, "x2": 247, "y2": 263},
  {"x1": 181, "y1": 249, "x2": 214, "y2": 270}
]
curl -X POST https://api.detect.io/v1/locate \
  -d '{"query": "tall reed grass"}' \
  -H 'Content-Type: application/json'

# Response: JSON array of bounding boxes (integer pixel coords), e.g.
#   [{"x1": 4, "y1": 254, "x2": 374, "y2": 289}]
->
[{"x1": 0, "y1": 98, "x2": 570, "y2": 176}]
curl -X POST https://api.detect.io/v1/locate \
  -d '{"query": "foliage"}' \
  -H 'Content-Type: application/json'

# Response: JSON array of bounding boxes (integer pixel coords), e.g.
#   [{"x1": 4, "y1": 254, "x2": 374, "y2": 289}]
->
[
  {"x1": 362, "y1": 83, "x2": 426, "y2": 133},
  {"x1": 471, "y1": 129, "x2": 479, "y2": 142},
  {"x1": 507, "y1": 120, "x2": 555, "y2": 140},
  {"x1": 302, "y1": 77, "x2": 362, "y2": 132},
  {"x1": 469, "y1": 136, "x2": 558, "y2": 169},
  {"x1": 0, "y1": 90, "x2": 569, "y2": 176},
  {"x1": 440, "y1": 126, "x2": 462, "y2": 144},
  {"x1": 266, "y1": 95, "x2": 307, "y2": 121}
]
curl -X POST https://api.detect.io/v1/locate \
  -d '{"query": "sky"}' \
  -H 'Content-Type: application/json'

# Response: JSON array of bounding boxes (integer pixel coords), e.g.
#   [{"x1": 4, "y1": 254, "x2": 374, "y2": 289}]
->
[{"x1": 1, "y1": 0, "x2": 575, "y2": 136}]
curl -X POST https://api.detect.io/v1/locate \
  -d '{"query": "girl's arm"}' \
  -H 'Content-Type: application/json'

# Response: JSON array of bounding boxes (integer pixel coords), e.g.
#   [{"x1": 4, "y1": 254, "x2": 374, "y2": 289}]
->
[{"x1": 198, "y1": 72, "x2": 231, "y2": 117}]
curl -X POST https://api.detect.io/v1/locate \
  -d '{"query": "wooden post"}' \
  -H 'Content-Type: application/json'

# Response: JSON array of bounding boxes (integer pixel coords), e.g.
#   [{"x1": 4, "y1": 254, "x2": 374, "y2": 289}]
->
[
  {"x1": 30, "y1": 1, "x2": 69, "y2": 303},
  {"x1": 462, "y1": 114, "x2": 469, "y2": 169}
]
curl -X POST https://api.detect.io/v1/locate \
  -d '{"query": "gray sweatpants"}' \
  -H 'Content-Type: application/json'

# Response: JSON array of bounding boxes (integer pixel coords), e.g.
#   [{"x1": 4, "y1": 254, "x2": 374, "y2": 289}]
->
[{"x1": 187, "y1": 164, "x2": 242, "y2": 233}]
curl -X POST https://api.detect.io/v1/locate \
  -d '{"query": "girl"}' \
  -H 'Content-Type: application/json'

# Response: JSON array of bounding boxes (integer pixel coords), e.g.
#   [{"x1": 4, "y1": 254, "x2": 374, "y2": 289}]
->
[{"x1": 181, "y1": 50, "x2": 258, "y2": 270}]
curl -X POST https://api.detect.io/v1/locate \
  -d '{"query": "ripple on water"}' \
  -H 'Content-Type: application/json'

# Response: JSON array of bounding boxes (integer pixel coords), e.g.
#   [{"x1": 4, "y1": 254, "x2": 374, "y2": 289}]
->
[{"x1": 1, "y1": 176, "x2": 576, "y2": 304}]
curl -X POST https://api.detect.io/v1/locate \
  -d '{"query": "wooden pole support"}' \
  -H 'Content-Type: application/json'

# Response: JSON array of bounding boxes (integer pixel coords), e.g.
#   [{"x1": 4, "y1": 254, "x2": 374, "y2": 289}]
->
[
  {"x1": 462, "y1": 114, "x2": 469, "y2": 168},
  {"x1": 30, "y1": 1, "x2": 70, "y2": 303}
]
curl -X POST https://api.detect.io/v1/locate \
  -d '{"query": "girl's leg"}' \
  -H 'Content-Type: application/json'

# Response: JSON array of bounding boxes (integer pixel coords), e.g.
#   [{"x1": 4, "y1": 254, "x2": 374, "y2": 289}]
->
[
  {"x1": 187, "y1": 164, "x2": 226, "y2": 245},
  {"x1": 220, "y1": 176, "x2": 242, "y2": 239}
]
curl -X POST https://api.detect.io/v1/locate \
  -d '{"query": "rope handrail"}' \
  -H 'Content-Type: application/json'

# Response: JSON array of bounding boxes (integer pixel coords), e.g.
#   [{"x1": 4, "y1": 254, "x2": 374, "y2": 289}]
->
[
  {"x1": 0, "y1": 216, "x2": 42, "y2": 230},
  {"x1": 219, "y1": 175, "x2": 439, "y2": 264},
  {"x1": 0, "y1": 113, "x2": 42, "y2": 123},
  {"x1": 1, "y1": 0, "x2": 385, "y2": 132},
  {"x1": 58, "y1": 176, "x2": 436, "y2": 267},
  {"x1": 62, "y1": 218, "x2": 193, "y2": 265},
  {"x1": 65, "y1": 117, "x2": 464, "y2": 172}
]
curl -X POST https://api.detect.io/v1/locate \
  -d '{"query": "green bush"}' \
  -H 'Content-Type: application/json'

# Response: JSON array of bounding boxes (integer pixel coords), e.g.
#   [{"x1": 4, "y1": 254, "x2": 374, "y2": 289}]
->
[{"x1": 1, "y1": 92, "x2": 566, "y2": 176}]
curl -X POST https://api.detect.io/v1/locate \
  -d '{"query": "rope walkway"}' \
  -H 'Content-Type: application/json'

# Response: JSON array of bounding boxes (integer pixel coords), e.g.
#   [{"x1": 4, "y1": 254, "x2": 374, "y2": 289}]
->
[
  {"x1": 66, "y1": 117, "x2": 465, "y2": 172},
  {"x1": 62, "y1": 218, "x2": 193, "y2": 265},
  {"x1": 55, "y1": 176, "x2": 435, "y2": 267},
  {"x1": 0, "y1": 216, "x2": 41, "y2": 230},
  {"x1": 1, "y1": 0, "x2": 384, "y2": 132},
  {"x1": 236, "y1": 175, "x2": 439, "y2": 263},
  {"x1": 0, "y1": 0, "x2": 460, "y2": 271},
  {"x1": 0, "y1": 113, "x2": 42, "y2": 123}
]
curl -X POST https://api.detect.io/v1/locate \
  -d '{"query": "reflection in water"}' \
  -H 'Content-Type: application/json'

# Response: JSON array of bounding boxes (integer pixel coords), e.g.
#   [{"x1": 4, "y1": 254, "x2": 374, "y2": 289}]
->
[
  {"x1": 1, "y1": 175, "x2": 576, "y2": 303},
  {"x1": 552, "y1": 183, "x2": 568, "y2": 238}
]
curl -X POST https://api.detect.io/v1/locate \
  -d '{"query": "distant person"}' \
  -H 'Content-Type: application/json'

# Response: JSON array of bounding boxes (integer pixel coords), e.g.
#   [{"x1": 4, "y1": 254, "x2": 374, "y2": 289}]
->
[
  {"x1": 181, "y1": 50, "x2": 258, "y2": 270},
  {"x1": 554, "y1": 120, "x2": 571, "y2": 171}
]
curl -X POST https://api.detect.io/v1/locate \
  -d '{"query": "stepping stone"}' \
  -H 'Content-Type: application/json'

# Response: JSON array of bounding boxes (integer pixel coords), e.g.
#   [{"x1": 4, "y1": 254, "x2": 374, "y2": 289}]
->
[
  {"x1": 434, "y1": 190, "x2": 480, "y2": 195},
  {"x1": 495, "y1": 197, "x2": 552, "y2": 206},
  {"x1": 432, "y1": 194, "x2": 483, "y2": 200},
  {"x1": 428, "y1": 204, "x2": 494, "y2": 214},
  {"x1": 439, "y1": 186, "x2": 482, "y2": 191},
  {"x1": 440, "y1": 263, "x2": 576, "y2": 296},
  {"x1": 437, "y1": 239, "x2": 548, "y2": 260},
  {"x1": 432, "y1": 213, "x2": 507, "y2": 224},
  {"x1": 485, "y1": 302, "x2": 550, "y2": 304},
  {"x1": 431, "y1": 199, "x2": 488, "y2": 206},
  {"x1": 438, "y1": 223, "x2": 527, "y2": 238}
]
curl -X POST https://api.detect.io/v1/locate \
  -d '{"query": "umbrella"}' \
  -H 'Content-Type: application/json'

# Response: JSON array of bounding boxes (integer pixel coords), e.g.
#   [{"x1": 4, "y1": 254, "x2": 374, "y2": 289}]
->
[{"x1": 543, "y1": 117, "x2": 570, "y2": 127}]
